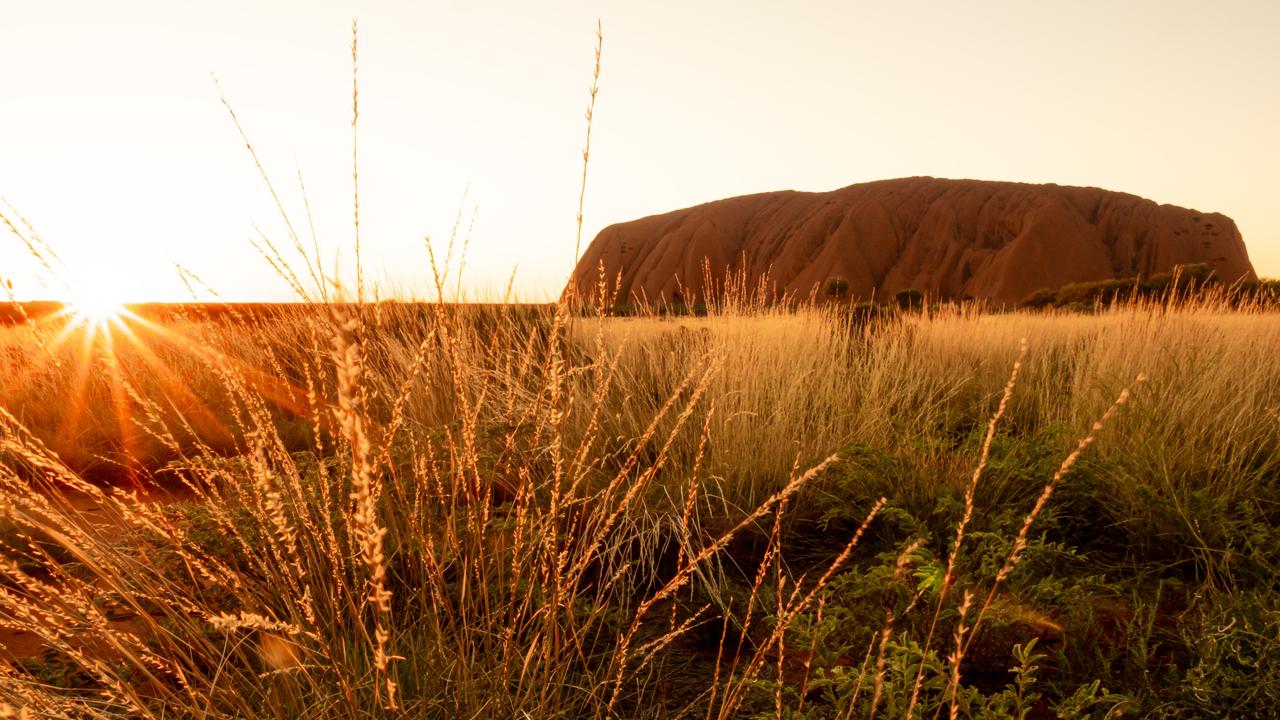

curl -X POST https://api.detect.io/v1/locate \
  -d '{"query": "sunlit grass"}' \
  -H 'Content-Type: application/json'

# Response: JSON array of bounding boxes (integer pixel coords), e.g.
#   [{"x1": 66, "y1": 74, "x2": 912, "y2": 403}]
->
[
  {"x1": 2, "y1": 18, "x2": 1278, "y2": 719},
  {"x1": 1, "y1": 295, "x2": 1277, "y2": 717}
]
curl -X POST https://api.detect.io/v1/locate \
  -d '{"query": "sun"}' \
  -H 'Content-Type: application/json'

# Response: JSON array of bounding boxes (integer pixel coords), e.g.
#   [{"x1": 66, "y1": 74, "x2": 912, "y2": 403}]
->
[{"x1": 65, "y1": 282, "x2": 128, "y2": 328}]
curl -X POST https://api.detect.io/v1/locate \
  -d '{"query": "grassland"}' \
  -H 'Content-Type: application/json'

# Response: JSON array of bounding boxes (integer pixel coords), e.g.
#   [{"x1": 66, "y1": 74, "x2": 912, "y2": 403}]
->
[
  {"x1": 3, "y1": 23, "x2": 1278, "y2": 717},
  {"x1": 0, "y1": 293, "x2": 1276, "y2": 718}
]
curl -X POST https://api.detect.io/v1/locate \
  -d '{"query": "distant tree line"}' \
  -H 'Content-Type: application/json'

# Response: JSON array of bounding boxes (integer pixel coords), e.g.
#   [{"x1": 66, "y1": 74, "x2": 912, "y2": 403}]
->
[
  {"x1": 1018, "y1": 263, "x2": 1280, "y2": 310},
  {"x1": 571, "y1": 264, "x2": 1278, "y2": 318}
]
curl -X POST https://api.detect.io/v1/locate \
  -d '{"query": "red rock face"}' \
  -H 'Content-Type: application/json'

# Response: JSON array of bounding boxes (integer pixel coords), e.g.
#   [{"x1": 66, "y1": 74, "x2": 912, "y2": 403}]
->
[{"x1": 568, "y1": 177, "x2": 1257, "y2": 305}]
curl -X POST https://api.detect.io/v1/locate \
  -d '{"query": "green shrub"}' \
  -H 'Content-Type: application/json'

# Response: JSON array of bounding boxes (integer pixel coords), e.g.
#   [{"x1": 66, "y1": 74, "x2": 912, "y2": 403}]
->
[
  {"x1": 1176, "y1": 594, "x2": 1280, "y2": 718},
  {"x1": 1020, "y1": 288, "x2": 1058, "y2": 308},
  {"x1": 894, "y1": 288, "x2": 925, "y2": 310},
  {"x1": 823, "y1": 276, "x2": 850, "y2": 300}
]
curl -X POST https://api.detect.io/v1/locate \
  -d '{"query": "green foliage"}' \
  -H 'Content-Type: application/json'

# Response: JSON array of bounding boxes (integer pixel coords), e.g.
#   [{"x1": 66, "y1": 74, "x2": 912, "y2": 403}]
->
[
  {"x1": 822, "y1": 276, "x2": 850, "y2": 300},
  {"x1": 1017, "y1": 266, "x2": 1280, "y2": 311},
  {"x1": 756, "y1": 636, "x2": 1131, "y2": 719},
  {"x1": 820, "y1": 277, "x2": 850, "y2": 300},
  {"x1": 1021, "y1": 288, "x2": 1057, "y2": 308},
  {"x1": 749, "y1": 407, "x2": 1280, "y2": 717},
  {"x1": 1174, "y1": 594, "x2": 1280, "y2": 718},
  {"x1": 1055, "y1": 278, "x2": 1134, "y2": 307},
  {"x1": 894, "y1": 288, "x2": 925, "y2": 310},
  {"x1": 832, "y1": 301, "x2": 897, "y2": 333}
]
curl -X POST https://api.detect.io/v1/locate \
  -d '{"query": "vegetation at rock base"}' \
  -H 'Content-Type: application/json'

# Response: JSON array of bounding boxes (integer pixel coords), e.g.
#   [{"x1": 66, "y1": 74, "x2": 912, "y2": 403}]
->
[{"x1": 1018, "y1": 263, "x2": 1280, "y2": 311}]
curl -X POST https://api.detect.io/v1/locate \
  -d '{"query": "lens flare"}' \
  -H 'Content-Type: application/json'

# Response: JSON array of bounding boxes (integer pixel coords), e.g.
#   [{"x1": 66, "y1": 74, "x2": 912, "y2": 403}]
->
[{"x1": 65, "y1": 283, "x2": 127, "y2": 328}]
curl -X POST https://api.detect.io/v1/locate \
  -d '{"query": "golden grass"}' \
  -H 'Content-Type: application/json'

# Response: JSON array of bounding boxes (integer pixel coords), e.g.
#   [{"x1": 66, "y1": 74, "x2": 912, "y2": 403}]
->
[
  {"x1": 0, "y1": 294, "x2": 1275, "y2": 716},
  {"x1": 573, "y1": 300, "x2": 1280, "y2": 514},
  {"x1": 3, "y1": 20, "x2": 1278, "y2": 717}
]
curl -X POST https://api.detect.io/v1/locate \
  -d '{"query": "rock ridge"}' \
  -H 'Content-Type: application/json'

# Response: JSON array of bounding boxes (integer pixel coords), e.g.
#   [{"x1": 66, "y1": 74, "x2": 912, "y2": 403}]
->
[{"x1": 568, "y1": 177, "x2": 1256, "y2": 304}]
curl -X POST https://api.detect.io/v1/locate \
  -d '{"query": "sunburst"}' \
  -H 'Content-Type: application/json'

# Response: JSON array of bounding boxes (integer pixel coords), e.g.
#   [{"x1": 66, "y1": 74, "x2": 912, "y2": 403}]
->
[
  {"x1": 65, "y1": 284, "x2": 127, "y2": 329},
  {"x1": 5, "y1": 286, "x2": 313, "y2": 489}
]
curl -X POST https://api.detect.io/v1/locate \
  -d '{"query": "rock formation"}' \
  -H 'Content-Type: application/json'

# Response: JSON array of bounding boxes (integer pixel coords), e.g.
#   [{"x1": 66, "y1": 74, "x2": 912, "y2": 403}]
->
[{"x1": 568, "y1": 177, "x2": 1256, "y2": 305}]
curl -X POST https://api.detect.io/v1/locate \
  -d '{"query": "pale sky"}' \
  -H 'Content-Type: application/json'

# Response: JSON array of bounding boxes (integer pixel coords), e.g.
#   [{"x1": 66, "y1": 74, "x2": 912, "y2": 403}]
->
[{"x1": 3, "y1": 0, "x2": 1278, "y2": 302}]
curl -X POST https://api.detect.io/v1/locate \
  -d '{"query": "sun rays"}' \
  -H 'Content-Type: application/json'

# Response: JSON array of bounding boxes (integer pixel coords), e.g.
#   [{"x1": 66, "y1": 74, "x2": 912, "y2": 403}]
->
[
  {"x1": 66, "y1": 295, "x2": 123, "y2": 328},
  {"x1": 1, "y1": 299, "x2": 313, "y2": 487},
  {"x1": 62, "y1": 280, "x2": 130, "y2": 331}
]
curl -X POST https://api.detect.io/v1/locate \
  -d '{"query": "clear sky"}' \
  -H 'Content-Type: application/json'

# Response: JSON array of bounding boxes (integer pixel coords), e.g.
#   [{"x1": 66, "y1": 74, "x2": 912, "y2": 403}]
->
[{"x1": 3, "y1": 0, "x2": 1277, "y2": 302}]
